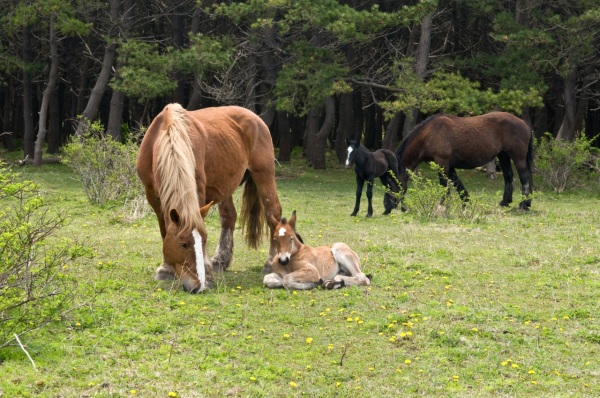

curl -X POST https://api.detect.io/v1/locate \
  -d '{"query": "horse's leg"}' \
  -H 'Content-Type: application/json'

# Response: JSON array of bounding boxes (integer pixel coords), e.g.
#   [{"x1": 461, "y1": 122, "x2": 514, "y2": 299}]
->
[
  {"x1": 248, "y1": 172, "x2": 282, "y2": 273},
  {"x1": 514, "y1": 159, "x2": 533, "y2": 210},
  {"x1": 437, "y1": 169, "x2": 452, "y2": 204},
  {"x1": 143, "y1": 187, "x2": 175, "y2": 281},
  {"x1": 212, "y1": 196, "x2": 236, "y2": 272},
  {"x1": 263, "y1": 272, "x2": 284, "y2": 288},
  {"x1": 379, "y1": 175, "x2": 394, "y2": 215},
  {"x1": 365, "y1": 177, "x2": 375, "y2": 218},
  {"x1": 282, "y1": 264, "x2": 322, "y2": 290},
  {"x1": 351, "y1": 175, "x2": 364, "y2": 217},
  {"x1": 324, "y1": 243, "x2": 370, "y2": 289},
  {"x1": 497, "y1": 153, "x2": 514, "y2": 207},
  {"x1": 448, "y1": 168, "x2": 469, "y2": 202}
]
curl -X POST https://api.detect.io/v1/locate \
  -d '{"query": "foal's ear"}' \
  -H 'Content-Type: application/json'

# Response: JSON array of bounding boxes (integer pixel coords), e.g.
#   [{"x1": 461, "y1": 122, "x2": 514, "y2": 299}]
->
[
  {"x1": 169, "y1": 209, "x2": 181, "y2": 225},
  {"x1": 200, "y1": 201, "x2": 214, "y2": 218},
  {"x1": 289, "y1": 210, "x2": 297, "y2": 229}
]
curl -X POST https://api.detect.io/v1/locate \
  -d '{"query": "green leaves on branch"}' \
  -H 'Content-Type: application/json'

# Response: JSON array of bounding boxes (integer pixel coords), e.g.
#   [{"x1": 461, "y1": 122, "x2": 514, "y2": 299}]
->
[
  {"x1": 0, "y1": 164, "x2": 84, "y2": 348},
  {"x1": 111, "y1": 35, "x2": 232, "y2": 103},
  {"x1": 274, "y1": 43, "x2": 351, "y2": 115},
  {"x1": 382, "y1": 65, "x2": 543, "y2": 116}
]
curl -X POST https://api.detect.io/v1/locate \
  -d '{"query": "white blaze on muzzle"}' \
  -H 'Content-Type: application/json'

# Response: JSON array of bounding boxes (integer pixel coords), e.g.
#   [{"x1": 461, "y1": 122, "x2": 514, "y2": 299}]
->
[
  {"x1": 192, "y1": 229, "x2": 205, "y2": 290},
  {"x1": 345, "y1": 146, "x2": 353, "y2": 167}
]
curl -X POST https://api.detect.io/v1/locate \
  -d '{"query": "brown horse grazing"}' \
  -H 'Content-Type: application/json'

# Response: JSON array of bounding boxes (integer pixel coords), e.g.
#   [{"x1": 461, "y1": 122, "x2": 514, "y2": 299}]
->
[
  {"x1": 395, "y1": 111, "x2": 533, "y2": 210},
  {"x1": 137, "y1": 103, "x2": 282, "y2": 293},
  {"x1": 263, "y1": 211, "x2": 370, "y2": 290}
]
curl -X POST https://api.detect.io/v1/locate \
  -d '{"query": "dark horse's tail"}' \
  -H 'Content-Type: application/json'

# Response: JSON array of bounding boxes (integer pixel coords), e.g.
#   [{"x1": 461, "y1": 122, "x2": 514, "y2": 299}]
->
[
  {"x1": 526, "y1": 134, "x2": 534, "y2": 189},
  {"x1": 382, "y1": 150, "x2": 401, "y2": 207},
  {"x1": 240, "y1": 174, "x2": 266, "y2": 249}
]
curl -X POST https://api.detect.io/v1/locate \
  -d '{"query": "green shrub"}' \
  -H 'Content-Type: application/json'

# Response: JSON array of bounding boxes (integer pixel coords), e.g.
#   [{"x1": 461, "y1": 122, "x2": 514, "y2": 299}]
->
[
  {"x1": 392, "y1": 163, "x2": 500, "y2": 221},
  {"x1": 61, "y1": 121, "x2": 143, "y2": 205},
  {"x1": 534, "y1": 133, "x2": 599, "y2": 193},
  {"x1": 0, "y1": 164, "x2": 88, "y2": 348}
]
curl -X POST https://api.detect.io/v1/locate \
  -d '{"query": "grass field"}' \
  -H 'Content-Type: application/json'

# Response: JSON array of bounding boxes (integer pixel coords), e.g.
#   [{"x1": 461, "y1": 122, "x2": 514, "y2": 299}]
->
[{"x1": 1, "y1": 158, "x2": 599, "y2": 397}]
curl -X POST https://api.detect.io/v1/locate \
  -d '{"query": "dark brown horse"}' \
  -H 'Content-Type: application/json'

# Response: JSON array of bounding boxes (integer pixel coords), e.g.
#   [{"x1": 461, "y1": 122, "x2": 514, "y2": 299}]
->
[
  {"x1": 136, "y1": 104, "x2": 282, "y2": 293},
  {"x1": 395, "y1": 112, "x2": 533, "y2": 209}
]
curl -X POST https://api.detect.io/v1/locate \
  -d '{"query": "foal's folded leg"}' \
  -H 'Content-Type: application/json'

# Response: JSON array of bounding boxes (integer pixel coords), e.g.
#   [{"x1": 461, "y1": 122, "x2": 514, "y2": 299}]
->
[{"x1": 282, "y1": 266, "x2": 322, "y2": 290}]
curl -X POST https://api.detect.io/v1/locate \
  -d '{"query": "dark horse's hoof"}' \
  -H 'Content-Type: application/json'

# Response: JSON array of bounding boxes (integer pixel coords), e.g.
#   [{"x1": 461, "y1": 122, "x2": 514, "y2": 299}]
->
[
  {"x1": 382, "y1": 210, "x2": 391, "y2": 216},
  {"x1": 324, "y1": 279, "x2": 345, "y2": 290},
  {"x1": 518, "y1": 201, "x2": 531, "y2": 211},
  {"x1": 366, "y1": 213, "x2": 372, "y2": 218},
  {"x1": 350, "y1": 213, "x2": 357, "y2": 217}
]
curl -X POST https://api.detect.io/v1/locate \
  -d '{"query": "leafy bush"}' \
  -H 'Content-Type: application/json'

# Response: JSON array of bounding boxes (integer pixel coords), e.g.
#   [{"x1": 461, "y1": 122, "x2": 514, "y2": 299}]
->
[
  {"x1": 61, "y1": 121, "x2": 143, "y2": 205},
  {"x1": 535, "y1": 133, "x2": 599, "y2": 193},
  {"x1": 0, "y1": 164, "x2": 88, "y2": 348},
  {"x1": 392, "y1": 163, "x2": 500, "y2": 221}
]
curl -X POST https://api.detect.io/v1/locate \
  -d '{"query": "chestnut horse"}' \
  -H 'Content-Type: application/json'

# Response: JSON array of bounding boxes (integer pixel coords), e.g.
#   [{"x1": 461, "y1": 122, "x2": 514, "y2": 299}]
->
[
  {"x1": 345, "y1": 139, "x2": 400, "y2": 217},
  {"x1": 395, "y1": 111, "x2": 533, "y2": 210},
  {"x1": 263, "y1": 211, "x2": 370, "y2": 290},
  {"x1": 137, "y1": 104, "x2": 282, "y2": 293}
]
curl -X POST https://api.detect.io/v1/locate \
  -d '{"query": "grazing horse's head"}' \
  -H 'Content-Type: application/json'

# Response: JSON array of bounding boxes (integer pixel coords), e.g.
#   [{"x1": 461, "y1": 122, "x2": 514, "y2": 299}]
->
[
  {"x1": 269, "y1": 211, "x2": 302, "y2": 266},
  {"x1": 162, "y1": 202, "x2": 213, "y2": 293},
  {"x1": 345, "y1": 139, "x2": 361, "y2": 168}
]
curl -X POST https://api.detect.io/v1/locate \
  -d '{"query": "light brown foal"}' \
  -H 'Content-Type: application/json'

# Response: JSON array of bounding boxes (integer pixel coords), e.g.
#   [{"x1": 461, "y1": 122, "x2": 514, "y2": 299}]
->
[{"x1": 264, "y1": 211, "x2": 370, "y2": 290}]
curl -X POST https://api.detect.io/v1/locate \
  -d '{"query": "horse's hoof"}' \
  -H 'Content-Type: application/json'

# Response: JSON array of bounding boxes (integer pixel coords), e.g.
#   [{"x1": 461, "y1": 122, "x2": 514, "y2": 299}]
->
[
  {"x1": 350, "y1": 213, "x2": 357, "y2": 217},
  {"x1": 366, "y1": 213, "x2": 372, "y2": 218},
  {"x1": 382, "y1": 210, "x2": 391, "y2": 216},
  {"x1": 499, "y1": 201, "x2": 510, "y2": 207},
  {"x1": 518, "y1": 202, "x2": 531, "y2": 211}
]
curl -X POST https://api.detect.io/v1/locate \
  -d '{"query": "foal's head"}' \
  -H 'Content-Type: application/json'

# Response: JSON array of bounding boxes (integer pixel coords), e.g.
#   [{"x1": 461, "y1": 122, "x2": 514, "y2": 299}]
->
[
  {"x1": 162, "y1": 202, "x2": 213, "y2": 293},
  {"x1": 269, "y1": 211, "x2": 302, "y2": 266},
  {"x1": 345, "y1": 139, "x2": 362, "y2": 168}
]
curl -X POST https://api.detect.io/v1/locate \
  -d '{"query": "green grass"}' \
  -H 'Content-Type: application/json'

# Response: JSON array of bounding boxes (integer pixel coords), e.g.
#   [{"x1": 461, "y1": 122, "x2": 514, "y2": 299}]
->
[{"x1": 1, "y1": 159, "x2": 600, "y2": 397}]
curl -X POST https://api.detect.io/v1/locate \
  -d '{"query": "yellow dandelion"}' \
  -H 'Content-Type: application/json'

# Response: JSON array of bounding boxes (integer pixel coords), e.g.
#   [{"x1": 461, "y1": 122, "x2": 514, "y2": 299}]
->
[
  {"x1": 335, "y1": 381, "x2": 341, "y2": 387},
  {"x1": 472, "y1": 327, "x2": 478, "y2": 332},
  {"x1": 250, "y1": 376, "x2": 257, "y2": 381},
  {"x1": 501, "y1": 361, "x2": 508, "y2": 366},
  {"x1": 528, "y1": 369, "x2": 535, "y2": 374},
  {"x1": 283, "y1": 333, "x2": 290, "y2": 339},
  {"x1": 512, "y1": 363, "x2": 519, "y2": 368},
  {"x1": 404, "y1": 359, "x2": 411, "y2": 365},
  {"x1": 290, "y1": 381, "x2": 297, "y2": 387},
  {"x1": 130, "y1": 390, "x2": 136, "y2": 395},
  {"x1": 168, "y1": 392, "x2": 177, "y2": 397},
  {"x1": 306, "y1": 337, "x2": 313, "y2": 345}
]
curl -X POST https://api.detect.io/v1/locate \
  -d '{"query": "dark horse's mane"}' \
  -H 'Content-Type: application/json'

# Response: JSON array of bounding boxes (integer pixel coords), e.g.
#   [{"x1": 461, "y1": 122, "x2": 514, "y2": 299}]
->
[{"x1": 395, "y1": 114, "x2": 443, "y2": 169}]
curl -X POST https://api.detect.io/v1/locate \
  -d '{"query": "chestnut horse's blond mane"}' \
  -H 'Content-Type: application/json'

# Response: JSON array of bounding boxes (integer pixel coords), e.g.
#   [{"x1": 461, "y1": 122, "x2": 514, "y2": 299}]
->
[{"x1": 155, "y1": 103, "x2": 202, "y2": 234}]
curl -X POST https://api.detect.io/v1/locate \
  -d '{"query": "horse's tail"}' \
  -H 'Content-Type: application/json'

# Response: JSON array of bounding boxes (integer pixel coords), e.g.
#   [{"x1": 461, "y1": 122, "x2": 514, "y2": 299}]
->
[
  {"x1": 383, "y1": 151, "x2": 401, "y2": 193},
  {"x1": 240, "y1": 173, "x2": 266, "y2": 249},
  {"x1": 526, "y1": 133, "x2": 534, "y2": 189}
]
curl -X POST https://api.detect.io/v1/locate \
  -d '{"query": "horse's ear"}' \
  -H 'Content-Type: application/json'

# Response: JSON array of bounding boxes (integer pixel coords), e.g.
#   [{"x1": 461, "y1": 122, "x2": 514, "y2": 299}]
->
[
  {"x1": 289, "y1": 210, "x2": 297, "y2": 229},
  {"x1": 169, "y1": 209, "x2": 181, "y2": 225},
  {"x1": 200, "y1": 201, "x2": 214, "y2": 218}
]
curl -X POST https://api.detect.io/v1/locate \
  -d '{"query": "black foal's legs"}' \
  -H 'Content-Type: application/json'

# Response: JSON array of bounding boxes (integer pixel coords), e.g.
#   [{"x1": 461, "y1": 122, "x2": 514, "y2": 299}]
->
[
  {"x1": 351, "y1": 175, "x2": 364, "y2": 216},
  {"x1": 497, "y1": 153, "x2": 514, "y2": 207},
  {"x1": 365, "y1": 178, "x2": 374, "y2": 217}
]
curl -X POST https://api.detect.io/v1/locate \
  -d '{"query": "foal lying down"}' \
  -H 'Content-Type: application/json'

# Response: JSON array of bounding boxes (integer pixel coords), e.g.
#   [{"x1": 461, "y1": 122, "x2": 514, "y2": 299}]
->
[{"x1": 264, "y1": 211, "x2": 370, "y2": 290}]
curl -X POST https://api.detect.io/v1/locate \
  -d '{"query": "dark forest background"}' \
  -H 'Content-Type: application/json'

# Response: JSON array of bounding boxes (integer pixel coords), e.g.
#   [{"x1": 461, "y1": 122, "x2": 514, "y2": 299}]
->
[{"x1": 1, "y1": 0, "x2": 599, "y2": 168}]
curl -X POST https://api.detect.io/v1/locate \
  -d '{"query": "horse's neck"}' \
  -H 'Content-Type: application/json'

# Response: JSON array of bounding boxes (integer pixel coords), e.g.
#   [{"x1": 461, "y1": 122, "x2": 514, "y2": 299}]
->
[{"x1": 354, "y1": 150, "x2": 369, "y2": 167}]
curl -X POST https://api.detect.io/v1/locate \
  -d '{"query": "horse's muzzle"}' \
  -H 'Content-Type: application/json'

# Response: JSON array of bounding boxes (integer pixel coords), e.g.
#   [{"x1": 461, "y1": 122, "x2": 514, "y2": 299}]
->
[{"x1": 278, "y1": 256, "x2": 290, "y2": 266}]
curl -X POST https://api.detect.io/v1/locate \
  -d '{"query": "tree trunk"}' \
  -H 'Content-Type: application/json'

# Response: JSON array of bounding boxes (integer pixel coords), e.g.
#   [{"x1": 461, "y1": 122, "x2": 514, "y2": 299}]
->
[
  {"x1": 382, "y1": 112, "x2": 403, "y2": 150},
  {"x1": 335, "y1": 92, "x2": 355, "y2": 162},
  {"x1": 107, "y1": 88, "x2": 125, "y2": 141},
  {"x1": 2, "y1": 84, "x2": 15, "y2": 151},
  {"x1": 401, "y1": 12, "x2": 433, "y2": 141},
  {"x1": 277, "y1": 111, "x2": 292, "y2": 162},
  {"x1": 47, "y1": 83, "x2": 61, "y2": 153},
  {"x1": 305, "y1": 96, "x2": 335, "y2": 169},
  {"x1": 556, "y1": 69, "x2": 577, "y2": 141},
  {"x1": 22, "y1": 25, "x2": 34, "y2": 158},
  {"x1": 75, "y1": 0, "x2": 119, "y2": 136},
  {"x1": 34, "y1": 22, "x2": 59, "y2": 166}
]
